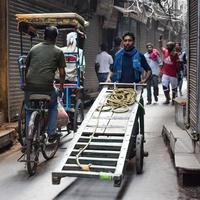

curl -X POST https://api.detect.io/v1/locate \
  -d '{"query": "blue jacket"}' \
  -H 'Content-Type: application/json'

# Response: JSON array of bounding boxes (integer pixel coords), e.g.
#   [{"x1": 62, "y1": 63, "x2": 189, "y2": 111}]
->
[{"x1": 112, "y1": 48, "x2": 142, "y2": 82}]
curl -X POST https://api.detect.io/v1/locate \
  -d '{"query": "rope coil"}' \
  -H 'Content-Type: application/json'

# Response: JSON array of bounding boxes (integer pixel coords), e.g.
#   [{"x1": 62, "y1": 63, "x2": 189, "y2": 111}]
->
[{"x1": 105, "y1": 88, "x2": 137, "y2": 112}]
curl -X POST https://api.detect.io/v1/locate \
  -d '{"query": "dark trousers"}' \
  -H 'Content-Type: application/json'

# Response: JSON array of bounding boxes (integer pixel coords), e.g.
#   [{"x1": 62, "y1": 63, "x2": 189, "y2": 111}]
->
[
  {"x1": 178, "y1": 70, "x2": 184, "y2": 94},
  {"x1": 147, "y1": 75, "x2": 159, "y2": 103},
  {"x1": 97, "y1": 72, "x2": 109, "y2": 82}
]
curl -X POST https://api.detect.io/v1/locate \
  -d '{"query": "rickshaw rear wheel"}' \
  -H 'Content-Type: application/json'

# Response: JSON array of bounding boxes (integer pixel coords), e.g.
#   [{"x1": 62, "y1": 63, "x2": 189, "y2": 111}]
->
[{"x1": 26, "y1": 111, "x2": 40, "y2": 176}]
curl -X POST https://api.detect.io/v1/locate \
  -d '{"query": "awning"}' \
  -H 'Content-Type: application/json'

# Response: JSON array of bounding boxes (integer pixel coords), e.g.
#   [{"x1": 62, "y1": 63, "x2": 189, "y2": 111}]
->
[{"x1": 113, "y1": 6, "x2": 137, "y2": 14}]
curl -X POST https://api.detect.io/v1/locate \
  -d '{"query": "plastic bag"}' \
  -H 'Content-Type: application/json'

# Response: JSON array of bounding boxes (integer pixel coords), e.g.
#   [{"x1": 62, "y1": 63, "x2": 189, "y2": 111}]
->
[{"x1": 57, "y1": 98, "x2": 69, "y2": 128}]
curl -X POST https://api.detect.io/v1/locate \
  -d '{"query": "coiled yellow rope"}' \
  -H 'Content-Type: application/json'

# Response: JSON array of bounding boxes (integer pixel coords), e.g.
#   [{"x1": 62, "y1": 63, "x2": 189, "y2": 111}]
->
[{"x1": 105, "y1": 88, "x2": 137, "y2": 112}]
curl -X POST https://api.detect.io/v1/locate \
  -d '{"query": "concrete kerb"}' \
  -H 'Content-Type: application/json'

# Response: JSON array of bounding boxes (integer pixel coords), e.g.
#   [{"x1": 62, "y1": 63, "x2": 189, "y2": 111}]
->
[{"x1": 162, "y1": 124, "x2": 200, "y2": 185}]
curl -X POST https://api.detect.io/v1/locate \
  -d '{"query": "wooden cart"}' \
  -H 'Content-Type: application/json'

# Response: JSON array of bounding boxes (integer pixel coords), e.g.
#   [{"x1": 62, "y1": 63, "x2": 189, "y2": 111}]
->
[{"x1": 52, "y1": 83, "x2": 147, "y2": 187}]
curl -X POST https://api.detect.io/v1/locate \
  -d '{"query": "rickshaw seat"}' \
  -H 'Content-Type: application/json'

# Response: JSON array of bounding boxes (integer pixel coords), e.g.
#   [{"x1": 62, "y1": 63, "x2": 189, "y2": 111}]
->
[{"x1": 29, "y1": 94, "x2": 51, "y2": 101}]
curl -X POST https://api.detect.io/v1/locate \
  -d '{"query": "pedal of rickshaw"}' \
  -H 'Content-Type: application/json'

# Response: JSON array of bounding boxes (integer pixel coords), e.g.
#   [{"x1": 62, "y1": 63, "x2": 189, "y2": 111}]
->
[{"x1": 17, "y1": 153, "x2": 26, "y2": 162}]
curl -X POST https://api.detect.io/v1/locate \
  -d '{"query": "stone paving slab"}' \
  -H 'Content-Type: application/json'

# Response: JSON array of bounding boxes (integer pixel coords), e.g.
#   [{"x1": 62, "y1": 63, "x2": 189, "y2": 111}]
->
[
  {"x1": 163, "y1": 124, "x2": 200, "y2": 171},
  {"x1": 175, "y1": 152, "x2": 200, "y2": 170},
  {"x1": 0, "y1": 128, "x2": 16, "y2": 149}
]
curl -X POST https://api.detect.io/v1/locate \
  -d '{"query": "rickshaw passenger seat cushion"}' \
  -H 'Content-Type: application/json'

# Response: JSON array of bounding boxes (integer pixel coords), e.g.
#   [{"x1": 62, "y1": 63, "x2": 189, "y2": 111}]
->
[
  {"x1": 29, "y1": 94, "x2": 51, "y2": 101},
  {"x1": 28, "y1": 94, "x2": 51, "y2": 109}
]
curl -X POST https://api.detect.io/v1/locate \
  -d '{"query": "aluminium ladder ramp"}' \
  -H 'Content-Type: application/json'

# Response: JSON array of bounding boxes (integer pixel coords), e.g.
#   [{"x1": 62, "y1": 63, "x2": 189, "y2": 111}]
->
[{"x1": 52, "y1": 86, "x2": 143, "y2": 187}]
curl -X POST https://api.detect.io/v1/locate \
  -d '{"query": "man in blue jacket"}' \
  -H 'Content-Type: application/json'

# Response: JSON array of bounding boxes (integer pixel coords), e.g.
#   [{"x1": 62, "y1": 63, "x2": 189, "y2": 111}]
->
[
  {"x1": 107, "y1": 32, "x2": 151, "y2": 83},
  {"x1": 107, "y1": 32, "x2": 151, "y2": 160}
]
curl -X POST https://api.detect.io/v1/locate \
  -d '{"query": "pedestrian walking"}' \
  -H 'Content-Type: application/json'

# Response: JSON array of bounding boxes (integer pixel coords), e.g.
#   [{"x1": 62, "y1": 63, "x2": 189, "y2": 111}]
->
[
  {"x1": 109, "y1": 37, "x2": 122, "y2": 61},
  {"x1": 107, "y1": 32, "x2": 151, "y2": 84},
  {"x1": 159, "y1": 36, "x2": 179, "y2": 105},
  {"x1": 175, "y1": 42, "x2": 187, "y2": 96},
  {"x1": 95, "y1": 43, "x2": 113, "y2": 83},
  {"x1": 109, "y1": 37, "x2": 122, "y2": 72},
  {"x1": 144, "y1": 43, "x2": 162, "y2": 104}
]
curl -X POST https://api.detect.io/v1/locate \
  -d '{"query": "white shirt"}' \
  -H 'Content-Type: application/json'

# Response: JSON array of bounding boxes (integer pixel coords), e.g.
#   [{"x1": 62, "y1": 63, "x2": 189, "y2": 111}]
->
[
  {"x1": 144, "y1": 52, "x2": 162, "y2": 76},
  {"x1": 95, "y1": 51, "x2": 113, "y2": 73},
  {"x1": 55, "y1": 46, "x2": 85, "y2": 82}
]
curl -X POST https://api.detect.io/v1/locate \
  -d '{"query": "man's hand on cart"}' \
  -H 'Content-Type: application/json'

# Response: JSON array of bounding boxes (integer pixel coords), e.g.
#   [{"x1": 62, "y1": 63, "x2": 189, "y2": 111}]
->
[
  {"x1": 106, "y1": 71, "x2": 112, "y2": 83},
  {"x1": 140, "y1": 79, "x2": 147, "y2": 84},
  {"x1": 106, "y1": 77, "x2": 111, "y2": 82}
]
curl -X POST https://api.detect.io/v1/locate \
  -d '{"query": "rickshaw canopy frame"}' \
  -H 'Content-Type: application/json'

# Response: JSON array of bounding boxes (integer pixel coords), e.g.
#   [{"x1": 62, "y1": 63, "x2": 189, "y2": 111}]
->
[{"x1": 16, "y1": 12, "x2": 89, "y2": 38}]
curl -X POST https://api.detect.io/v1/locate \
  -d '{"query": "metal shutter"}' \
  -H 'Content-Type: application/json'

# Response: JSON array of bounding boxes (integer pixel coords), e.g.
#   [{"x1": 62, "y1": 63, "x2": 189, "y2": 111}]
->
[
  {"x1": 188, "y1": 0, "x2": 199, "y2": 131},
  {"x1": 8, "y1": 0, "x2": 64, "y2": 121}
]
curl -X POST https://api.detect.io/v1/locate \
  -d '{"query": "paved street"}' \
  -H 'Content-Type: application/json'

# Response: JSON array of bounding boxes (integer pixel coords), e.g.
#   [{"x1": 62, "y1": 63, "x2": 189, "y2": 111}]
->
[
  {"x1": 0, "y1": 134, "x2": 76, "y2": 200},
  {"x1": 1, "y1": 80, "x2": 200, "y2": 200}
]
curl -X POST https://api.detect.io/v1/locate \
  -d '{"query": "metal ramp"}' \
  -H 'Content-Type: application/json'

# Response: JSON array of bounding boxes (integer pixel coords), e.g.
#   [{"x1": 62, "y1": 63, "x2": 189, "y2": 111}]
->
[{"x1": 52, "y1": 85, "x2": 144, "y2": 187}]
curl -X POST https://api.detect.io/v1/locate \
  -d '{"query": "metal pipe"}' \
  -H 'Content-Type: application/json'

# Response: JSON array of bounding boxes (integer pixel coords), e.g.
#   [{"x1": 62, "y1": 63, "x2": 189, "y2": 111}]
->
[
  {"x1": 99, "y1": 82, "x2": 147, "y2": 87},
  {"x1": 20, "y1": 31, "x2": 23, "y2": 55},
  {"x1": 30, "y1": 36, "x2": 33, "y2": 48},
  {"x1": 197, "y1": 0, "x2": 200, "y2": 133}
]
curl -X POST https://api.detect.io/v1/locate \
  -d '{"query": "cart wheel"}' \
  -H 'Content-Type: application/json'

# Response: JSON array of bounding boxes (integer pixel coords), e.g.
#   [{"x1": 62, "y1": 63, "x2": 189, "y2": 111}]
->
[
  {"x1": 136, "y1": 134, "x2": 144, "y2": 174},
  {"x1": 129, "y1": 120, "x2": 139, "y2": 159},
  {"x1": 17, "y1": 100, "x2": 26, "y2": 146},
  {"x1": 73, "y1": 99, "x2": 84, "y2": 132}
]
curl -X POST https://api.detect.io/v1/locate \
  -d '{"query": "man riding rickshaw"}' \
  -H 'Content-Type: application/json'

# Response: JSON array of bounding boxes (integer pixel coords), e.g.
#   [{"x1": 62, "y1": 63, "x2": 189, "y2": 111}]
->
[{"x1": 16, "y1": 13, "x2": 89, "y2": 175}]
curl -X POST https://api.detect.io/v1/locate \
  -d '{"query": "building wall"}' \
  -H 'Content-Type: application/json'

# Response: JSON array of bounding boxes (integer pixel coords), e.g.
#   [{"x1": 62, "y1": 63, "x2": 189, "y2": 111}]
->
[
  {"x1": 7, "y1": 0, "x2": 67, "y2": 121},
  {"x1": 0, "y1": 0, "x2": 116, "y2": 122},
  {"x1": 84, "y1": 15, "x2": 102, "y2": 94},
  {"x1": 3, "y1": 0, "x2": 105, "y2": 121},
  {"x1": 0, "y1": 0, "x2": 8, "y2": 123},
  {"x1": 117, "y1": 15, "x2": 161, "y2": 53}
]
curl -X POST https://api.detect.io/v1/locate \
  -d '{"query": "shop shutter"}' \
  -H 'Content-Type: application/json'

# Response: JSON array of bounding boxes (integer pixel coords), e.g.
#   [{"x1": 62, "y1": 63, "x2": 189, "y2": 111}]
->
[
  {"x1": 83, "y1": 15, "x2": 101, "y2": 96},
  {"x1": 8, "y1": 0, "x2": 64, "y2": 120},
  {"x1": 188, "y1": 0, "x2": 199, "y2": 131}
]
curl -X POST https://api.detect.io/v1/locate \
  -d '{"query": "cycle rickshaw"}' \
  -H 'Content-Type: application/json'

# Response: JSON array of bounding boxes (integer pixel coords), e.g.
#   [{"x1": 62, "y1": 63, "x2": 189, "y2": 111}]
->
[{"x1": 16, "y1": 13, "x2": 89, "y2": 175}]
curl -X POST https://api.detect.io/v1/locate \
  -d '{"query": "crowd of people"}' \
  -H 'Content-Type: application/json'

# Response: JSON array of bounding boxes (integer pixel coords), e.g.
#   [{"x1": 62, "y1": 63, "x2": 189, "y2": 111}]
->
[{"x1": 95, "y1": 32, "x2": 187, "y2": 105}]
